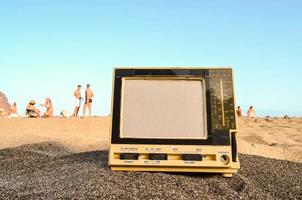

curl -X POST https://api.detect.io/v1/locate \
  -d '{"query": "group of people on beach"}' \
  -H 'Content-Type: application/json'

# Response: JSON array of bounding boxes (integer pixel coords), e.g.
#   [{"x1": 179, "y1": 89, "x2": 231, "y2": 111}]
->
[
  {"x1": 236, "y1": 106, "x2": 256, "y2": 118},
  {"x1": 25, "y1": 98, "x2": 54, "y2": 118},
  {"x1": 72, "y1": 84, "x2": 94, "y2": 117},
  {"x1": 9, "y1": 84, "x2": 94, "y2": 118},
  {"x1": 9, "y1": 84, "x2": 253, "y2": 119},
  {"x1": 9, "y1": 98, "x2": 53, "y2": 118}
]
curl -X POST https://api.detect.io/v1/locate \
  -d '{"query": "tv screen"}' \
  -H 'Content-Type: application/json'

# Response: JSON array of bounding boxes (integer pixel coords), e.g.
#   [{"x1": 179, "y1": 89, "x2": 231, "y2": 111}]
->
[{"x1": 120, "y1": 78, "x2": 208, "y2": 139}]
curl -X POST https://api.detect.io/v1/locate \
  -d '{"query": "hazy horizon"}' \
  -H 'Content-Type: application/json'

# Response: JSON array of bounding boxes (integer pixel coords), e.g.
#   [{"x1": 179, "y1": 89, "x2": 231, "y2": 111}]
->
[{"x1": 1, "y1": 1, "x2": 301, "y2": 117}]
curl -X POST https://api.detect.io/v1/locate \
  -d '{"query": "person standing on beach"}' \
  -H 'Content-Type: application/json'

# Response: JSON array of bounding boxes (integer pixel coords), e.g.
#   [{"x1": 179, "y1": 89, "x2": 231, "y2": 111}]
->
[
  {"x1": 83, "y1": 84, "x2": 94, "y2": 117},
  {"x1": 236, "y1": 106, "x2": 242, "y2": 117},
  {"x1": 247, "y1": 106, "x2": 256, "y2": 118},
  {"x1": 73, "y1": 85, "x2": 82, "y2": 117}
]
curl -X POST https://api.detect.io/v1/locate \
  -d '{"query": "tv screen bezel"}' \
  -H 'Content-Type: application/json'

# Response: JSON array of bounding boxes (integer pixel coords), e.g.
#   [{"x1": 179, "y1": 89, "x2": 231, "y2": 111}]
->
[{"x1": 111, "y1": 68, "x2": 231, "y2": 146}]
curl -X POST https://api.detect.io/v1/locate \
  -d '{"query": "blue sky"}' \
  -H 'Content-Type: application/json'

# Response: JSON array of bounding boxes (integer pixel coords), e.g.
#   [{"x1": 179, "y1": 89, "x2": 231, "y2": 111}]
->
[{"x1": 0, "y1": 0, "x2": 301, "y2": 116}]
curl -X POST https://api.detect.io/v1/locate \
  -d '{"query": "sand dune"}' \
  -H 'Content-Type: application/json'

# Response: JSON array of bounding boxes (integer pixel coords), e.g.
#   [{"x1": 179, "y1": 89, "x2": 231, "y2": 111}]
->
[
  {"x1": 0, "y1": 117, "x2": 110, "y2": 152},
  {"x1": 0, "y1": 117, "x2": 301, "y2": 199},
  {"x1": 0, "y1": 116, "x2": 301, "y2": 163},
  {"x1": 237, "y1": 117, "x2": 302, "y2": 163}
]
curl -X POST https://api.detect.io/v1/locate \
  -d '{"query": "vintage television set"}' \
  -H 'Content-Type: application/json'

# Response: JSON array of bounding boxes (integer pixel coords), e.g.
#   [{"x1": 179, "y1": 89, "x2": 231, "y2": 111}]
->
[{"x1": 109, "y1": 68, "x2": 240, "y2": 177}]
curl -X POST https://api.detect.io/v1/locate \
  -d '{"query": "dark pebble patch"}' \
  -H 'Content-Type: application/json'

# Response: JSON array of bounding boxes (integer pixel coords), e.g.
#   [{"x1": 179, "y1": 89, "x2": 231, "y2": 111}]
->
[{"x1": 0, "y1": 142, "x2": 301, "y2": 199}]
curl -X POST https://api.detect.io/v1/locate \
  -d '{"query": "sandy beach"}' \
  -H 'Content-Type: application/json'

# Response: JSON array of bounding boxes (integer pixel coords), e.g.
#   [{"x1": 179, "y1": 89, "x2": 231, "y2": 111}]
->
[
  {"x1": 0, "y1": 116, "x2": 301, "y2": 163},
  {"x1": 0, "y1": 117, "x2": 301, "y2": 199},
  {"x1": 237, "y1": 117, "x2": 302, "y2": 163},
  {"x1": 1, "y1": 0, "x2": 301, "y2": 198},
  {"x1": 0, "y1": 117, "x2": 110, "y2": 152}
]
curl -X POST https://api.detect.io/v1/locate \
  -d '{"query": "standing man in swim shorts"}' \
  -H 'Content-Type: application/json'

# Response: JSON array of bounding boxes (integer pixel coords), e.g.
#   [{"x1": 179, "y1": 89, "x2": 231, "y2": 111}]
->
[
  {"x1": 247, "y1": 106, "x2": 256, "y2": 118},
  {"x1": 83, "y1": 84, "x2": 94, "y2": 117},
  {"x1": 73, "y1": 85, "x2": 82, "y2": 117}
]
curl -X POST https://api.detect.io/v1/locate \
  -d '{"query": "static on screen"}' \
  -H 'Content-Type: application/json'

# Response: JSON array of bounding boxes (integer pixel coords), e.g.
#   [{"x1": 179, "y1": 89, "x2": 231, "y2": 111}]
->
[{"x1": 120, "y1": 79, "x2": 207, "y2": 139}]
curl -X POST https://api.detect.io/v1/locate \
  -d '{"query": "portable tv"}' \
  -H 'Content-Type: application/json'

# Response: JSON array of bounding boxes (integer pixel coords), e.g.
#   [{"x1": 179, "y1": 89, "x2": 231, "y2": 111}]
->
[{"x1": 109, "y1": 68, "x2": 240, "y2": 177}]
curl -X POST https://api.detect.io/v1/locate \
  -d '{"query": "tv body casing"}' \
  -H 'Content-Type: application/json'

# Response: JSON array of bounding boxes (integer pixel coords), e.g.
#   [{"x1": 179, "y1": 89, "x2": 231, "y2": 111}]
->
[{"x1": 109, "y1": 68, "x2": 240, "y2": 177}]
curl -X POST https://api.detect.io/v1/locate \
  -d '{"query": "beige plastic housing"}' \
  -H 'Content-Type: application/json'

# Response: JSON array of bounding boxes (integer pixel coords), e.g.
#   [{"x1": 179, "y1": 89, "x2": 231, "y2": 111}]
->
[{"x1": 109, "y1": 68, "x2": 240, "y2": 177}]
